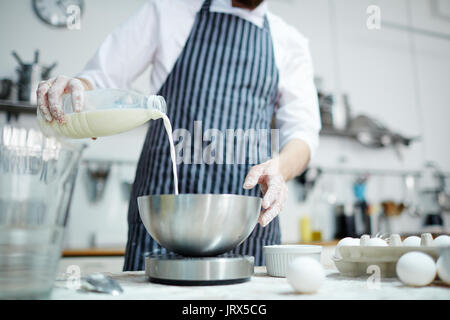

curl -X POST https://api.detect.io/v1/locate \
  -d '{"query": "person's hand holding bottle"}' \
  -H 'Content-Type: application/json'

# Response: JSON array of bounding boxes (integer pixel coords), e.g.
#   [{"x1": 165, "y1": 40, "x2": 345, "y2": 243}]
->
[{"x1": 36, "y1": 76, "x2": 92, "y2": 124}]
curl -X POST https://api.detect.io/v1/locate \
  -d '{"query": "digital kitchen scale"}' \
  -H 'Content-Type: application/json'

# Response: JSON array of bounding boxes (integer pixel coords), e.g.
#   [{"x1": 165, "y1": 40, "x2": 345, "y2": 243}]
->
[{"x1": 145, "y1": 253, "x2": 254, "y2": 286}]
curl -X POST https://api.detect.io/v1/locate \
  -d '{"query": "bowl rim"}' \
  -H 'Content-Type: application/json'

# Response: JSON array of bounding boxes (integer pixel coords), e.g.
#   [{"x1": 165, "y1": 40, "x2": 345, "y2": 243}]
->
[
  {"x1": 138, "y1": 193, "x2": 263, "y2": 202},
  {"x1": 263, "y1": 244, "x2": 322, "y2": 254}
]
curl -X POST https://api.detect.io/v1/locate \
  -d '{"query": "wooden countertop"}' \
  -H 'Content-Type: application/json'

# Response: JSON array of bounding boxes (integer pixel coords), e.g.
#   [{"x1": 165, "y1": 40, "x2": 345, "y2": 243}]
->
[
  {"x1": 62, "y1": 241, "x2": 337, "y2": 257},
  {"x1": 284, "y1": 240, "x2": 339, "y2": 247},
  {"x1": 62, "y1": 248, "x2": 125, "y2": 257}
]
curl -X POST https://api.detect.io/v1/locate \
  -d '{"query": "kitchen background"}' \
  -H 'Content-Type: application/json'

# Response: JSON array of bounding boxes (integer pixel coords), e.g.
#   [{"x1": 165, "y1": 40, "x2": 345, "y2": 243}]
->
[{"x1": 0, "y1": 0, "x2": 449, "y2": 252}]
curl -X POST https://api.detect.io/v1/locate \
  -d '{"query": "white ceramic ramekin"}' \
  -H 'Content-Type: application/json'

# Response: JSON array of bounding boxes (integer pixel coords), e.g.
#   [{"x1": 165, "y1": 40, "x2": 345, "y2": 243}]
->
[{"x1": 263, "y1": 245, "x2": 322, "y2": 277}]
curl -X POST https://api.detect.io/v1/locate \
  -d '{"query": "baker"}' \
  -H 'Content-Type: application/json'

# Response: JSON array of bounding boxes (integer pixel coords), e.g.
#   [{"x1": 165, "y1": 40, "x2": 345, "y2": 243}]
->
[{"x1": 36, "y1": 0, "x2": 320, "y2": 270}]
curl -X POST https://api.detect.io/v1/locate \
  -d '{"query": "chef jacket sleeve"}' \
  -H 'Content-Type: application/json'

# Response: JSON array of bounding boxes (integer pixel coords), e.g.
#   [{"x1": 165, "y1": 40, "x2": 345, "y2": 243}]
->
[
  {"x1": 273, "y1": 22, "x2": 321, "y2": 159},
  {"x1": 77, "y1": 0, "x2": 159, "y2": 89}
]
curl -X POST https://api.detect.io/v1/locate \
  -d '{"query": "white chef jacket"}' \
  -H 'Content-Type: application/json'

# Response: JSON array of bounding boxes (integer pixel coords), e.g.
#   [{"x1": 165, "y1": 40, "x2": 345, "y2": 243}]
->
[{"x1": 77, "y1": 0, "x2": 321, "y2": 157}]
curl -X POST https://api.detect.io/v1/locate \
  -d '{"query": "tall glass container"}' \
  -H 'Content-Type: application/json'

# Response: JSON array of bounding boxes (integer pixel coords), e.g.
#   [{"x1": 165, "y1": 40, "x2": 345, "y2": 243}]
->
[{"x1": 0, "y1": 126, "x2": 84, "y2": 299}]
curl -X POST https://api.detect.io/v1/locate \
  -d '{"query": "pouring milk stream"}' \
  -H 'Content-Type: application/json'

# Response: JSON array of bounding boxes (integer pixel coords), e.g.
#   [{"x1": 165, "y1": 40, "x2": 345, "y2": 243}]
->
[{"x1": 37, "y1": 89, "x2": 179, "y2": 194}]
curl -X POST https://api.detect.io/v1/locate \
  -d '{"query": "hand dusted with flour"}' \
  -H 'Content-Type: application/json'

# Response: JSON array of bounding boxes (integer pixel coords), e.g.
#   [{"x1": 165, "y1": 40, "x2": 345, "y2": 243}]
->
[
  {"x1": 243, "y1": 159, "x2": 288, "y2": 227},
  {"x1": 37, "y1": 75, "x2": 85, "y2": 123}
]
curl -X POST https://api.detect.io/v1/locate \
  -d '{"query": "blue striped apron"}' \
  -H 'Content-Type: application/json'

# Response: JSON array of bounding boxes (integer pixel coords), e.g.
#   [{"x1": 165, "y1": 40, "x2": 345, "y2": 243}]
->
[{"x1": 124, "y1": 0, "x2": 280, "y2": 271}]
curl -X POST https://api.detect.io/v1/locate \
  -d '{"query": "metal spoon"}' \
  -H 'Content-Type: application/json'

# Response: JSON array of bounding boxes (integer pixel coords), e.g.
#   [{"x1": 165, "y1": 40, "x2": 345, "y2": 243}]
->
[{"x1": 83, "y1": 273, "x2": 124, "y2": 296}]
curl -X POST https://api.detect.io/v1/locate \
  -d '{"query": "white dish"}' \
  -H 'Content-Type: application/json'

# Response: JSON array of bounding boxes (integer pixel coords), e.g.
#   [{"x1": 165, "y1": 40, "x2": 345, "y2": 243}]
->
[{"x1": 263, "y1": 245, "x2": 322, "y2": 277}]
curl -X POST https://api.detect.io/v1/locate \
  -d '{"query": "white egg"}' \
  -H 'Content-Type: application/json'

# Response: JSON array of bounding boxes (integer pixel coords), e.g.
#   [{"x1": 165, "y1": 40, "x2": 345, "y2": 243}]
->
[
  {"x1": 366, "y1": 238, "x2": 388, "y2": 246},
  {"x1": 402, "y1": 236, "x2": 421, "y2": 246},
  {"x1": 337, "y1": 237, "x2": 360, "y2": 246},
  {"x1": 360, "y1": 234, "x2": 370, "y2": 246},
  {"x1": 437, "y1": 255, "x2": 450, "y2": 285},
  {"x1": 334, "y1": 237, "x2": 360, "y2": 259},
  {"x1": 396, "y1": 252, "x2": 436, "y2": 287},
  {"x1": 287, "y1": 257, "x2": 325, "y2": 293},
  {"x1": 432, "y1": 235, "x2": 450, "y2": 247}
]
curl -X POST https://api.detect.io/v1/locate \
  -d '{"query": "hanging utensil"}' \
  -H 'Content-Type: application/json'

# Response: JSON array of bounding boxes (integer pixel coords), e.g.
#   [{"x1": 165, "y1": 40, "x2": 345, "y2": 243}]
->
[
  {"x1": 34, "y1": 50, "x2": 39, "y2": 64},
  {"x1": 11, "y1": 50, "x2": 58, "y2": 103},
  {"x1": 403, "y1": 174, "x2": 421, "y2": 217},
  {"x1": 42, "y1": 62, "x2": 57, "y2": 80},
  {"x1": 11, "y1": 51, "x2": 25, "y2": 69},
  {"x1": 349, "y1": 115, "x2": 420, "y2": 161},
  {"x1": 84, "y1": 161, "x2": 111, "y2": 203}
]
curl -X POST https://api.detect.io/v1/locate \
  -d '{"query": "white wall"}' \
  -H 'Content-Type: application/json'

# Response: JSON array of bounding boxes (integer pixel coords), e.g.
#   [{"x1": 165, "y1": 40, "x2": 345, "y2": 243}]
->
[
  {"x1": 0, "y1": 0, "x2": 150, "y2": 92},
  {"x1": 1, "y1": 0, "x2": 449, "y2": 246},
  {"x1": 269, "y1": 0, "x2": 450, "y2": 172}
]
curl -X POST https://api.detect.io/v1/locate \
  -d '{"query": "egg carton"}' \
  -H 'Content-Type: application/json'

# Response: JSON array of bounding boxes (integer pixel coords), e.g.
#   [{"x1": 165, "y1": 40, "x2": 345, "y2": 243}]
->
[{"x1": 332, "y1": 233, "x2": 444, "y2": 278}]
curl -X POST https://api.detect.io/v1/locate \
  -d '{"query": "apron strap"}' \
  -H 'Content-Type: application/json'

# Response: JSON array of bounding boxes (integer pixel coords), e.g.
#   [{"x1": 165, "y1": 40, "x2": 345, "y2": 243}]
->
[
  {"x1": 263, "y1": 15, "x2": 269, "y2": 30},
  {"x1": 201, "y1": 0, "x2": 270, "y2": 31},
  {"x1": 201, "y1": 0, "x2": 212, "y2": 12}
]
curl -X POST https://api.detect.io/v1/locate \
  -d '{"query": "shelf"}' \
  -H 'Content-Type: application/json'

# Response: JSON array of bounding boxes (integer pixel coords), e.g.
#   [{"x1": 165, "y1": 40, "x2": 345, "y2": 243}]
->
[
  {"x1": 0, "y1": 99, "x2": 37, "y2": 114},
  {"x1": 319, "y1": 128, "x2": 355, "y2": 138}
]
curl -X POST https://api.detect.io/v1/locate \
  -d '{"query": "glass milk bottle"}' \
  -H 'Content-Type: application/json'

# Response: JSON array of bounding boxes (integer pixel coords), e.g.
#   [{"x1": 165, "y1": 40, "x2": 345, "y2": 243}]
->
[{"x1": 37, "y1": 88, "x2": 167, "y2": 139}]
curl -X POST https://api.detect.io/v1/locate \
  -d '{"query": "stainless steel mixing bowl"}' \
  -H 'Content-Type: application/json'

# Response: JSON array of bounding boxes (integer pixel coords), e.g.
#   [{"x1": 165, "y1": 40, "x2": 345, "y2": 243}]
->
[{"x1": 137, "y1": 194, "x2": 261, "y2": 257}]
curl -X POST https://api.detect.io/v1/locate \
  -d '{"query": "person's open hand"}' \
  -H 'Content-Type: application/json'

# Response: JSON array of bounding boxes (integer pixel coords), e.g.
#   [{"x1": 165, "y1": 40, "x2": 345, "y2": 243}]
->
[
  {"x1": 243, "y1": 159, "x2": 288, "y2": 227},
  {"x1": 36, "y1": 75, "x2": 85, "y2": 124}
]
